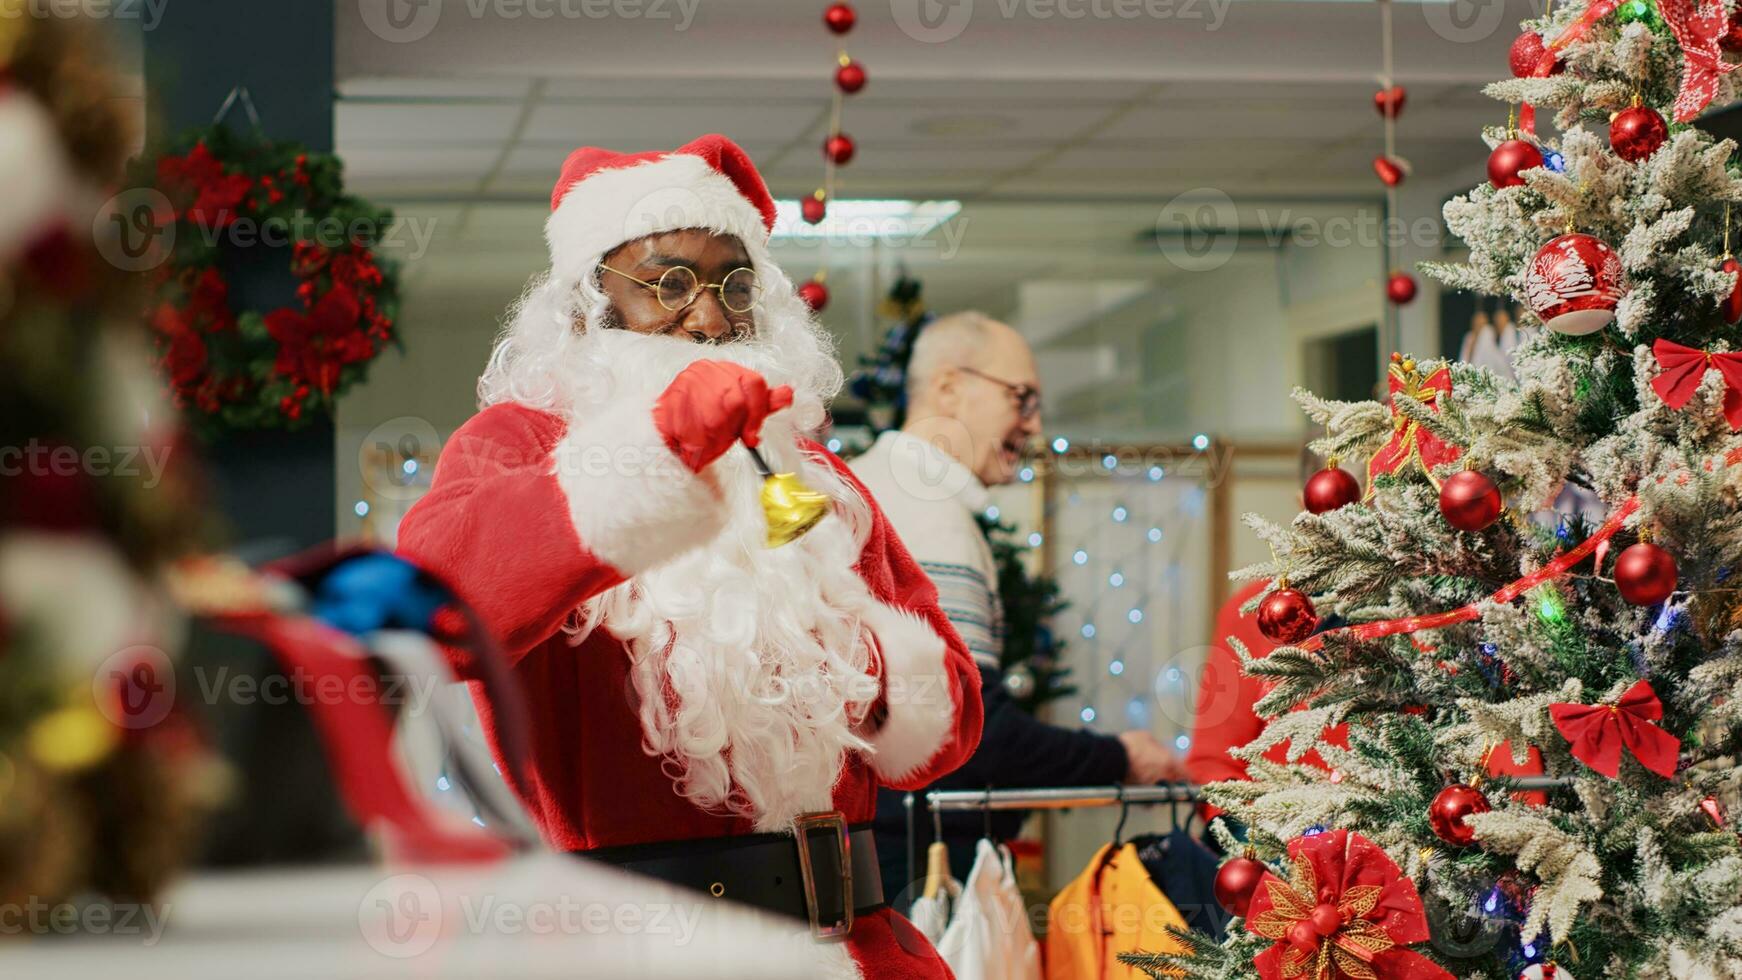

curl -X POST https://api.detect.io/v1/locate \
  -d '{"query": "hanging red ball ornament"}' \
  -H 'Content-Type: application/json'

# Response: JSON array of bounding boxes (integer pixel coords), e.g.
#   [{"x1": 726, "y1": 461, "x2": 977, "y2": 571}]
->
[
  {"x1": 1439, "y1": 469, "x2": 1504, "y2": 532},
  {"x1": 1509, "y1": 31, "x2": 1561, "y2": 77},
  {"x1": 1308, "y1": 903, "x2": 1343, "y2": 936},
  {"x1": 1610, "y1": 104, "x2": 1669, "y2": 162},
  {"x1": 1525, "y1": 233, "x2": 1626, "y2": 335},
  {"x1": 823, "y1": 2, "x2": 856, "y2": 34},
  {"x1": 1304, "y1": 465, "x2": 1360, "y2": 515},
  {"x1": 1373, "y1": 86, "x2": 1407, "y2": 119},
  {"x1": 835, "y1": 60, "x2": 867, "y2": 94},
  {"x1": 1724, "y1": 256, "x2": 1742, "y2": 324},
  {"x1": 1287, "y1": 920, "x2": 1319, "y2": 952},
  {"x1": 1257, "y1": 587, "x2": 1318, "y2": 645},
  {"x1": 1372, "y1": 155, "x2": 1406, "y2": 187},
  {"x1": 802, "y1": 193, "x2": 827, "y2": 225},
  {"x1": 1387, "y1": 271, "x2": 1418, "y2": 305},
  {"x1": 1427, "y1": 783, "x2": 1493, "y2": 847},
  {"x1": 1214, "y1": 853, "x2": 1267, "y2": 917},
  {"x1": 1723, "y1": 6, "x2": 1742, "y2": 52},
  {"x1": 797, "y1": 278, "x2": 830, "y2": 312},
  {"x1": 1488, "y1": 139, "x2": 1544, "y2": 189},
  {"x1": 823, "y1": 133, "x2": 856, "y2": 165},
  {"x1": 1614, "y1": 542, "x2": 1678, "y2": 605},
  {"x1": 1518, "y1": 965, "x2": 1574, "y2": 980}
]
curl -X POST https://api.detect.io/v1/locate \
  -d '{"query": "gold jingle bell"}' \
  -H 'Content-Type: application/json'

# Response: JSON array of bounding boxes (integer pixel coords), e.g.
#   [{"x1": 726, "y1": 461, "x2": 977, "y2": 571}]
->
[{"x1": 760, "y1": 470, "x2": 831, "y2": 547}]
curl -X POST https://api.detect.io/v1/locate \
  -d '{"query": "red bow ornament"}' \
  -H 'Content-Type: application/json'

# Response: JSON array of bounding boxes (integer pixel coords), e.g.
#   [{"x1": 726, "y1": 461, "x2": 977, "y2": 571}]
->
[
  {"x1": 1550, "y1": 679, "x2": 1682, "y2": 779},
  {"x1": 1368, "y1": 359, "x2": 1460, "y2": 494},
  {"x1": 1659, "y1": 0, "x2": 1741, "y2": 122},
  {"x1": 1651, "y1": 338, "x2": 1742, "y2": 429},
  {"x1": 1247, "y1": 830, "x2": 1454, "y2": 980}
]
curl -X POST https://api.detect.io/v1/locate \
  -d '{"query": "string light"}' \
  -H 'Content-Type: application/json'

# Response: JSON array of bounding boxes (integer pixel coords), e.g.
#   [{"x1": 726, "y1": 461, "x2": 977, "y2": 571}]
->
[
  {"x1": 1019, "y1": 466, "x2": 1035, "y2": 482},
  {"x1": 1082, "y1": 623, "x2": 1097, "y2": 638},
  {"x1": 1112, "y1": 506, "x2": 1128, "y2": 523},
  {"x1": 1192, "y1": 433, "x2": 1210, "y2": 450},
  {"x1": 1027, "y1": 531, "x2": 1043, "y2": 547},
  {"x1": 1080, "y1": 706, "x2": 1097, "y2": 723},
  {"x1": 1147, "y1": 527, "x2": 1163, "y2": 543},
  {"x1": 1052, "y1": 437, "x2": 1070, "y2": 453},
  {"x1": 1073, "y1": 549, "x2": 1089, "y2": 565},
  {"x1": 826, "y1": 437, "x2": 843, "y2": 453},
  {"x1": 1109, "y1": 572, "x2": 1124, "y2": 587},
  {"x1": 1174, "y1": 734, "x2": 1191, "y2": 750},
  {"x1": 1128, "y1": 608, "x2": 1144, "y2": 624},
  {"x1": 1109, "y1": 659, "x2": 1124, "y2": 675},
  {"x1": 436, "y1": 774, "x2": 451, "y2": 791},
  {"x1": 402, "y1": 458, "x2": 418, "y2": 475},
  {"x1": 1165, "y1": 667, "x2": 1181, "y2": 682},
  {"x1": 1102, "y1": 454, "x2": 1118, "y2": 471},
  {"x1": 985, "y1": 505, "x2": 1001, "y2": 521},
  {"x1": 1148, "y1": 466, "x2": 1164, "y2": 481},
  {"x1": 354, "y1": 500, "x2": 370, "y2": 517}
]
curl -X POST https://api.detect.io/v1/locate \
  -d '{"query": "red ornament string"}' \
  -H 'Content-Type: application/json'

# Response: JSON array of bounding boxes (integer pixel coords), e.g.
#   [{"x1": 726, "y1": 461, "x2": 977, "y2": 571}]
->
[{"x1": 1520, "y1": 0, "x2": 1621, "y2": 135}]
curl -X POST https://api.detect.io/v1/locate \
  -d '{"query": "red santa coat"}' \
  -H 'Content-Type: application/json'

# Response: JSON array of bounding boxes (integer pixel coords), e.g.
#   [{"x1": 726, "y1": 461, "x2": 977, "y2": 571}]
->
[{"x1": 397, "y1": 400, "x2": 983, "y2": 980}]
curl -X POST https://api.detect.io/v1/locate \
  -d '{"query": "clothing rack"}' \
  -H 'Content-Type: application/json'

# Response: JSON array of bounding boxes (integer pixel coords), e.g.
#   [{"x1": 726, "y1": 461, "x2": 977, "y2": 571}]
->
[{"x1": 922, "y1": 776, "x2": 1571, "y2": 813}]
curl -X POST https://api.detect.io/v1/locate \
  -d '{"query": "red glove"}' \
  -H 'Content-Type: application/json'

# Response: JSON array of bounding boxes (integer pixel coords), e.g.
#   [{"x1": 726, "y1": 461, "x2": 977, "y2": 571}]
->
[{"x1": 653, "y1": 360, "x2": 794, "y2": 474}]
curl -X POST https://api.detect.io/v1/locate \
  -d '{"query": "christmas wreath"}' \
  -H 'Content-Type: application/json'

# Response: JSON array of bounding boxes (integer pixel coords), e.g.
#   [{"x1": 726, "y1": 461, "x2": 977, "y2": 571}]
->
[{"x1": 132, "y1": 124, "x2": 400, "y2": 436}]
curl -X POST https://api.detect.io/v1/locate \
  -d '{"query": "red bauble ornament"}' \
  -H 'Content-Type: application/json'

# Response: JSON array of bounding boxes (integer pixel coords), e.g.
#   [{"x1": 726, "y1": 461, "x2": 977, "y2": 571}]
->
[
  {"x1": 823, "y1": 2, "x2": 856, "y2": 34},
  {"x1": 1519, "y1": 965, "x2": 1573, "y2": 980},
  {"x1": 1488, "y1": 139, "x2": 1544, "y2": 189},
  {"x1": 1610, "y1": 104, "x2": 1669, "y2": 162},
  {"x1": 1427, "y1": 783, "x2": 1492, "y2": 847},
  {"x1": 823, "y1": 133, "x2": 856, "y2": 165},
  {"x1": 1387, "y1": 271, "x2": 1418, "y2": 305},
  {"x1": 1372, "y1": 155, "x2": 1406, "y2": 187},
  {"x1": 1308, "y1": 903, "x2": 1342, "y2": 936},
  {"x1": 1287, "y1": 920, "x2": 1319, "y2": 952},
  {"x1": 1257, "y1": 588, "x2": 1318, "y2": 645},
  {"x1": 835, "y1": 60, "x2": 867, "y2": 94},
  {"x1": 1721, "y1": 256, "x2": 1742, "y2": 324},
  {"x1": 1304, "y1": 466, "x2": 1360, "y2": 515},
  {"x1": 1509, "y1": 31, "x2": 1560, "y2": 77},
  {"x1": 802, "y1": 193, "x2": 827, "y2": 224},
  {"x1": 1373, "y1": 86, "x2": 1407, "y2": 119},
  {"x1": 1614, "y1": 542, "x2": 1677, "y2": 605},
  {"x1": 1439, "y1": 469, "x2": 1504, "y2": 532},
  {"x1": 797, "y1": 279, "x2": 830, "y2": 312},
  {"x1": 1213, "y1": 854, "x2": 1266, "y2": 917},
  {"x1": 1723, "y1": 6, "x2": 1742, "y2": 52},
  {"x1": 1525, "y1": 233, "x2": 1626, "y2": 335}
]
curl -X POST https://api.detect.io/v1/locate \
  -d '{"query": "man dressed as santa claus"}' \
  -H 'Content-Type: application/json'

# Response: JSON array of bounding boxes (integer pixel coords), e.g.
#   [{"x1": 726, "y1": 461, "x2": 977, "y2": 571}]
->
[{"x1": 396, "y1": 135, "x2": 982, "y2": 978}]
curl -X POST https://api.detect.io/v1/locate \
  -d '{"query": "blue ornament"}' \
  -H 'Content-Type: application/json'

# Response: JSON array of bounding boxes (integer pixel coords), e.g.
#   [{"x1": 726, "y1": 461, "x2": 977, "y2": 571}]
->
[
  {"x1": 311, "y1": 552, "x2": 450, "y2": 638},
  {"x1": 1302, "y1": 824, "x2": 1327, "y2": 837},
  {"x1": 1544, "y1": 151, "x2": 1566, "y2": 173}
]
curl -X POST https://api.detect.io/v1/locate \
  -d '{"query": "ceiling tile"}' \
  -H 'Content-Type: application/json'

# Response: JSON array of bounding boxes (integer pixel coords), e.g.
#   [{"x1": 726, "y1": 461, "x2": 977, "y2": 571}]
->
[{"x1": 337, "y1": 103, "x2": 524, "y2": 144}]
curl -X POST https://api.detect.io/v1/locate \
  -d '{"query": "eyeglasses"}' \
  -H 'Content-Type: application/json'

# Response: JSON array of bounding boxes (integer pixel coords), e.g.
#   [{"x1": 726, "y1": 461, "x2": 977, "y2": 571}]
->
[
  {"x1": 598, "y1": 263, "x2": 763, "y2": 314},
  {"x1": 959, "y1": 366, "x2": 1041, "y2": 420}
]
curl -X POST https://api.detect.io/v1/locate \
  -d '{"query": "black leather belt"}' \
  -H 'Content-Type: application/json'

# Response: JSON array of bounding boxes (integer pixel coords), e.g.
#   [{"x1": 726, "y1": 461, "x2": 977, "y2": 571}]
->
[{"x1": 580, "y1": 811, "x2": 884, "y2": 942}]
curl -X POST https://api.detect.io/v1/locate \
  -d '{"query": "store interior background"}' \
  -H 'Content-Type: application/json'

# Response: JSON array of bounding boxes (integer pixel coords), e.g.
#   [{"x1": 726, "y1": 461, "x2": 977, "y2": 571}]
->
[{"x1": 113, "y1": 0, "x2": 1551, "y2": 888}]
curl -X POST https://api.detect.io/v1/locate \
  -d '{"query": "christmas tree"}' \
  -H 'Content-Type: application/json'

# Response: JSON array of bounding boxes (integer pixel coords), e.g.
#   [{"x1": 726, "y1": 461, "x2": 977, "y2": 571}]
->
[{"x1": 1129, "y1": 1, "x2": 1742, "y2": 977}]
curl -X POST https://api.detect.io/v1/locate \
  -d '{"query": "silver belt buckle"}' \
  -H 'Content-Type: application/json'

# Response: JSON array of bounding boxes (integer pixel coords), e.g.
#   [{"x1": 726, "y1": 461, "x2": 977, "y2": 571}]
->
[{"x1": 793, "y1": 810, "x2": 852, "y2": 943}]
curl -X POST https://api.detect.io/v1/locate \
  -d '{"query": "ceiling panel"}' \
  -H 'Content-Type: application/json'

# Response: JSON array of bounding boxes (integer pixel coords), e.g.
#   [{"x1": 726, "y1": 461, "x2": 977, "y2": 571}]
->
[
  {"x1": 521, "y1": 101, "x2": 819, "y2": 146},
  {"x1": 336, "y1": 103, "x2": 526, "y2": 145}
]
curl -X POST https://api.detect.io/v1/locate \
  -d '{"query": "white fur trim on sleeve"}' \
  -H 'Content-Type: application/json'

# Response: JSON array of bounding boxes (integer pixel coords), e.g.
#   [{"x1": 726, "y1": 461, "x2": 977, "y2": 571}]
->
[
  {"x1": 859, "y1": 597, "x2": 957, "y2": 784},
  {"x1": 551, "y1": 398, "x2": 729, "y2": 577},
  {"x1": 546, "y1": 154, "x2": 771, "y2": 283}
]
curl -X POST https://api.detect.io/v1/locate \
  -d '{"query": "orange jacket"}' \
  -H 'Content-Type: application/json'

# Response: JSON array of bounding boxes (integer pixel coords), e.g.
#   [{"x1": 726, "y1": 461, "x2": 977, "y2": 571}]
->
[{"x1": 1044, "y1": 843, "x2": 1189, "y2": 980}]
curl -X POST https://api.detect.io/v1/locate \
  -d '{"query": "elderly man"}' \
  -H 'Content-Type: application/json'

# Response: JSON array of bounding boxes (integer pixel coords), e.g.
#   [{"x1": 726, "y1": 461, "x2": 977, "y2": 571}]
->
[
  {"x1": 849, "y1": 312, "x2": 1183, "y2": 906},
  {"x1": 397, "y1": 136, "x2": 982, "y2": 979}
]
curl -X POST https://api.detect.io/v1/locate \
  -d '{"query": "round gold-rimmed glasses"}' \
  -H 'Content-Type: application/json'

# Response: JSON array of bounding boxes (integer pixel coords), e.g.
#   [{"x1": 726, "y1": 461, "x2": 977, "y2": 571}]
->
[{"x1": 598, "y1": 263, "x2": 763, "y2": 314}]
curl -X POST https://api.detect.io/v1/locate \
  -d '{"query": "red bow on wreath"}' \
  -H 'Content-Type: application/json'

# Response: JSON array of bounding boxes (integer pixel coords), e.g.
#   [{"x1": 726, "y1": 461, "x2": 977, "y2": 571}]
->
[
  {"x1": 265, "y1": 283, "x2": 369, "y2": 397},
  {"x1": 1367, "y1": 359, "x2": 1460, "y2": 496},
  {"x1": 1651, "y1": 338, "x2": 1742, "y2": 429},
  {"x1": 1550, "y1": 679, "x2": 1682, "y2": 779},
  {"x1": 1659, "y1": 0, "x2": 1742, "y2": 122},
  {"x1": 1247, "y1": 830, "x2": 1453, "y2": 980}
]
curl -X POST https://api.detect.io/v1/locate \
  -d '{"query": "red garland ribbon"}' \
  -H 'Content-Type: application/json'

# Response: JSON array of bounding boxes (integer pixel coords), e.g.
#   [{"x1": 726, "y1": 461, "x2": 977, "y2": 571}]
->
[
  {"x1": 1520, "y1": 0, "x2": 1621, "y2": 135},
  {"x1": 1651, "y1": 338, "x2": 1742, "y2": 429},
  {"x1": 1659, "y1": 0, "x2": 1742, "y2": 122},
  {"x1": 1549, "y1": 678, "x2": 1682, "y2": 778},
  {"x1": 1247, "y1": 830, "x2": 1454, "y2": 980},
  {"x1": 1367, "y1": 362, "x2": 1460, "y2": 494}
]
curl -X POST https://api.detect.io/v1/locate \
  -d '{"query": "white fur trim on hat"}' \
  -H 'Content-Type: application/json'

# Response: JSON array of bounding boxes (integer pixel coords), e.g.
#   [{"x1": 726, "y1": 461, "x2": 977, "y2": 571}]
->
[
  {"x1": 546, "y1": 154, "x2": 771, "y2": 284},
  {"x1": 858, "y1": 597, "x2": 958, "y2": 786}
]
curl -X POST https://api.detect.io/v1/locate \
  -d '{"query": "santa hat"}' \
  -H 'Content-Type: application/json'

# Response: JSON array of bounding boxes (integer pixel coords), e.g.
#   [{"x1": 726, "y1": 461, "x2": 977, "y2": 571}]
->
[{"x1": 545, "y1": 134, "x2": 778, "y2": 284}]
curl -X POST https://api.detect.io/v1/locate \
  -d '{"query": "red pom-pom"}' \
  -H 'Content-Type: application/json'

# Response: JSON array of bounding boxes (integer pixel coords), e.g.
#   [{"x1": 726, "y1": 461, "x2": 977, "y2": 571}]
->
[
  {"x1": 823, "y1": 2, "x2": 856, "y2": 34},
  {"x1": 1387, "y1": 271, "x2": 1418, "y2": 305},
  {"x1": 1373, "y1": 85, "x2": 1406, "y2": 119},
  {"x1": 1214, "y1": 855, "x2": 1266, "y2": 917},
  {"x1": 1488, "y1": 139, "x2": 1544, "y2": 189},
  {"x1": 1304, "y1": 466, "x2": 1360, "y2": 515},
  {"x1": 1509, "y1": 31, "x2": 1559, "y2": 77},
  {"x1": 823, "y1": 133, "x2": 856, "y2": 165},
  {"x1": 1309, "y1": 902, "x2": 1342, "y2": 936},
  {"x1": 1439, "y1": 470, "x2": 1503, "y2": 532},
  {"x1": 1615, "y1": 542, "x2": 1677, "y2": 605},
  {"x1": 1257, "y1": 588, "x2": 1318, "y2": 645},
  {"x1": 1722, "y1": 256, "x2": 1742, "y2": 324},
  {"x1": 1525, "y1": 233, "x2": 1625, "y2": 335},
  {"x1": 797, "y1": 279, "x2": 830, "y2": 312},
  {"x1": 1428, "y1": 784, "x2": 1492, "y2": 847},
  {"x1": 1610, "y1": 104, "x2": 1668, "y2": 163},
  {"x1": 835, "y1": 60, "x2": 867, "y2": 94},
  {"x1": 802, "y1": 194, "x2": 827, "y2": 224}
]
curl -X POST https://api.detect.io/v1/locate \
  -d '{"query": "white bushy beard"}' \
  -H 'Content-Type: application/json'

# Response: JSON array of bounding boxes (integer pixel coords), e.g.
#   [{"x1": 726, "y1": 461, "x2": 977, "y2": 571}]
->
[{"x1": 552, "y1": 315, "x2": 881, "y2": 831}]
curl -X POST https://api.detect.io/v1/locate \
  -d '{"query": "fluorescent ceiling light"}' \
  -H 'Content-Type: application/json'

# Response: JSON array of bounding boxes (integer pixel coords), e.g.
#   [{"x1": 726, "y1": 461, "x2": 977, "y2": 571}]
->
[{"x1": 771, "y1": 199, "x2": 962, "y2": 241}]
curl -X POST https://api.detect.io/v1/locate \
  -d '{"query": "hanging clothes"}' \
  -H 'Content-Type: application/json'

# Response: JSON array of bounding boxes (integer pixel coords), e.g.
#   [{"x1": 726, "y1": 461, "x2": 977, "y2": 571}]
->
[
  {"x1": 1131, "y1": 831, "x2": 1230, "y2": 941},
  {"x1": 931, "y1": 839, "x2": 1041, "y2": 980},
  {"x1": 1045, "y1": 842, "x2": 1190, "y2": 980}
]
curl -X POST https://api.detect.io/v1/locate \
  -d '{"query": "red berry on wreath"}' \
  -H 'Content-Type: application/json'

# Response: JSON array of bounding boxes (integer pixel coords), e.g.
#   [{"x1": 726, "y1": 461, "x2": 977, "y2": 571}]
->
[
  {"x1": 1614, "y1": 541, "x2": 1677, "y2": 605},
  {"x1": 1439, "y1": 469, "x2": 1503, "y2": 532},
  {"x1": 1427, "y1": 783, "x2": 1492, "y2": 847},
  {"x1": 1213, "y1": 853, "x2": 1266, "y2": 917},
  {"x1": 823, "y1": 2, "x2": 856, "y2": 34},
  {"x1": 1304, "y1": 465, "x2": 1360, "y2": 515},
  {"x1": 1488, "y1": 139, "x2": 1544, "y2": 189},
  {"x1": 1610, "y1": 103, "x2": 1668, "y2": 163},
  {"x1": 1257, "y1": 587, "x2": 1318, "y2": 644}
]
